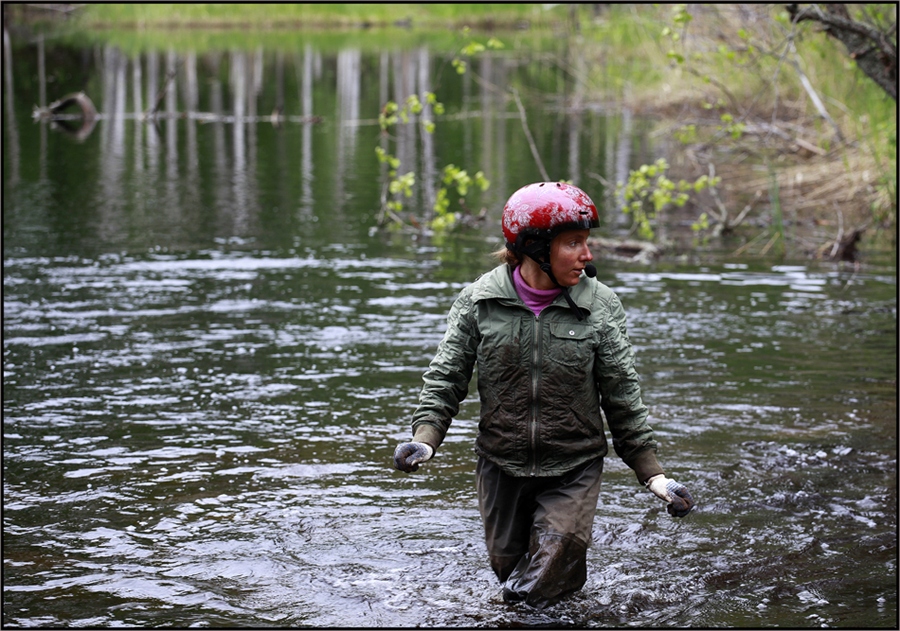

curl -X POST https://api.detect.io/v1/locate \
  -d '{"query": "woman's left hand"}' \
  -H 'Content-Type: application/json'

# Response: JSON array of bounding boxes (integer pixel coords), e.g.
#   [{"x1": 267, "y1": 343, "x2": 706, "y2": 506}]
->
[{"x1": 646, "y1": 474, "x2": 695, "y2": 517}]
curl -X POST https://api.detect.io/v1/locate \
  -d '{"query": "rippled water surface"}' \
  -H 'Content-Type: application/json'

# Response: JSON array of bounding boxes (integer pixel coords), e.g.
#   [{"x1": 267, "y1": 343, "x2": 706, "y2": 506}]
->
[
  {"x1": 3, "y1": 25, "x2": 897, "y2": 628},
  {"x1": 4, "y1": 249, "x2": 896, "y2": 628}
]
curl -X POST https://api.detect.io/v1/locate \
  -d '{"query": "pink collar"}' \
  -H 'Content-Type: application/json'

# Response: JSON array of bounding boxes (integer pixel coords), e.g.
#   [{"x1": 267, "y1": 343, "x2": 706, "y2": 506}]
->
[{"x1": 513, "y1": 265, "x2": 561, "y2": 316}]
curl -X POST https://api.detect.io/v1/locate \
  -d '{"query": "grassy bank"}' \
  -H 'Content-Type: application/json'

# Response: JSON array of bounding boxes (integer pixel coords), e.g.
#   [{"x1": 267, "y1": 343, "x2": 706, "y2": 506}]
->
[
  {"x1": 9, "y1": 3, "x2": 569, "y2": 54},
  {"x1": 40, "y1": 3, "x2": 569, "y2": 30}
]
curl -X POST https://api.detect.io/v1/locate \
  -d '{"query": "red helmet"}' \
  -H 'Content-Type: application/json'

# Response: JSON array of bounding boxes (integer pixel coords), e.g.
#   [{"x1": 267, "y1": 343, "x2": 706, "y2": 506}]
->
[{"x1": 502, "y1": 181, "x2": 599, "y2": 248}]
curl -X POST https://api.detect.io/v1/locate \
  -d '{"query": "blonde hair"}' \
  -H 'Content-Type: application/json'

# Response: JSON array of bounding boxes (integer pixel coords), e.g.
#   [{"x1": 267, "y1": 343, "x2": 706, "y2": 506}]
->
[{"x1": 492, "y1": 245, "x2": 520, "y2": 267}]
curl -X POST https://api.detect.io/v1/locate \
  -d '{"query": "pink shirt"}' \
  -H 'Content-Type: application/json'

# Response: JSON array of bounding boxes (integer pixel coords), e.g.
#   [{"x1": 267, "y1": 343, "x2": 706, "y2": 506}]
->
[{"x1": 513, "y1": 265, "x2": 561, "y2": 317}]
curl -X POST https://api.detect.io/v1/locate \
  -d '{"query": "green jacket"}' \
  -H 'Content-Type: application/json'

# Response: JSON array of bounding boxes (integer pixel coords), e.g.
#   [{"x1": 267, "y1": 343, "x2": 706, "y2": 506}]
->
[{"x1": 412, "y1": 264, "x2": 665, "y2": 483}]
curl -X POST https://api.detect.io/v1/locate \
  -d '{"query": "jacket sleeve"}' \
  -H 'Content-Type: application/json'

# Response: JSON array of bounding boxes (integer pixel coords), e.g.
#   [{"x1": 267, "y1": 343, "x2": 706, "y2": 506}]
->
[
  {"x1": 594, "y1": 290, "x2": 665, "y2": 484},
  {"x1": 411, "y1": 289, "x2": 480, "y2": 451}
]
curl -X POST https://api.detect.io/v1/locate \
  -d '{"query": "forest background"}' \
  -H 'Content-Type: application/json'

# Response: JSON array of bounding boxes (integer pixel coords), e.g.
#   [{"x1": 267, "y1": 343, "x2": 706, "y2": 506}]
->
[{"x1": 9, "y1": 2, "x2": 897, "y2": 262}]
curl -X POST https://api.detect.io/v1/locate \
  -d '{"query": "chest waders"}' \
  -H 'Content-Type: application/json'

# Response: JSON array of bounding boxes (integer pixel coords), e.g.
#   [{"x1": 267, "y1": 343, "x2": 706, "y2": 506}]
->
[{"x1": 477, "y1": 456, "x2": 604, "y2": 608}]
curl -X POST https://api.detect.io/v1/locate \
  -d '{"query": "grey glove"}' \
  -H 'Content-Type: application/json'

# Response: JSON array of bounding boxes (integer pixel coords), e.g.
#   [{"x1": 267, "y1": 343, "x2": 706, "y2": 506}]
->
[
  {"x1": 393, "y1": 441, "x2": 434, "y2": 472},
  {"x1": 646, "y1": 474, "x2": 695, "y2": 517}
]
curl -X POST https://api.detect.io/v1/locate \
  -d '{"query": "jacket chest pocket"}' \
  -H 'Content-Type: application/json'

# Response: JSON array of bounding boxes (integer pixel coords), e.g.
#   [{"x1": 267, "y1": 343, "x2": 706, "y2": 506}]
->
[
  {"x1": 545, "y1": 322, "x2": 594, "y2": 371},
  {"x1": 478, "y1": 314, "x2": 527, "y2": 372}
]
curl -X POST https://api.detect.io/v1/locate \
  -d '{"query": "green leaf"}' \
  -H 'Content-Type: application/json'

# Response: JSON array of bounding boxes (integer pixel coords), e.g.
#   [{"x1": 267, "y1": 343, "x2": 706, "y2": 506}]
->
[{"x1": 461, "y1": 42, "x2": 485, "y2": 56}]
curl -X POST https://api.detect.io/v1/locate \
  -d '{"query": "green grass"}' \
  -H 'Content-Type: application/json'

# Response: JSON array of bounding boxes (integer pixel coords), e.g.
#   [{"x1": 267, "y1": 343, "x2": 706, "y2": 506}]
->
[
  {"x1": 53, "y1": 25, "x2": 469, "y2": 56},
  {"x1": 70, "y1": 3, "x2": 564, "y2": 29},
  {"x1": 40, "y1": 3, "x2": 569, "y2": 55}
]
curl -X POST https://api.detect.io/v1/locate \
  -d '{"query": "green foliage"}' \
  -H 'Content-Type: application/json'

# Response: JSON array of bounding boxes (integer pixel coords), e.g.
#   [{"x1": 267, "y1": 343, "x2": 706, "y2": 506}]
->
[
  {"x1": 431, "y1": 166, "x2": 491, "y2": 230},
  {"x1": 674, "y1": 124, "x2": 697, "y2": 144},
  {"x1": 378, "y1": 93, "x2": 444, "y2": 132},
  {"x1": 690, "y1": 211, "x2": 711, "y2": 245},
  {"x1": 661, "y1": 4, "x2": 692, "y2": 64},
  {"x1": 618, "y1": 158, "x2": 719, "y2": 240},
  {"x1": 691, "y1": 211, "x2": 710, "y2": 232},
  {"x1": 718, "y1": 113, "x2": 745, "y2": 140},
  {"x1": 452, "y1": 31, "x2": 502, "y2": 75},
  {"x1": 376, "y1": 30, "x2": 496, "y2": 232},
  {"x1": 374, "y1": 146, "x2": 400, "y2": 173}
]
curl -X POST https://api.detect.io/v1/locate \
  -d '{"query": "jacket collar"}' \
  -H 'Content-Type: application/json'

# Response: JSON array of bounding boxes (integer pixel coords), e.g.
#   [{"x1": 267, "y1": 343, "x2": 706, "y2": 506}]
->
[{"x1": 472, "y1": 264, "x2": 593, "y2": 313}]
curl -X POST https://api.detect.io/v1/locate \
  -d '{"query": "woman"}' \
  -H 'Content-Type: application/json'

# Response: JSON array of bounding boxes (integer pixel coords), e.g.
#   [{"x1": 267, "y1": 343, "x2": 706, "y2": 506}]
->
[{"x1": 393, "y1": 181, "x2": 694, "y2": 608}]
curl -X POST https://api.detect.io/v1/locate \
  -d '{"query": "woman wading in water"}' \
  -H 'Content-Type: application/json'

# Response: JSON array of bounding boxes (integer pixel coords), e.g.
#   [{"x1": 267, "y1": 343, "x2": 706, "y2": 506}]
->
[{"x1": 394, "y1": 182, "x2": 695, "y2": 607}]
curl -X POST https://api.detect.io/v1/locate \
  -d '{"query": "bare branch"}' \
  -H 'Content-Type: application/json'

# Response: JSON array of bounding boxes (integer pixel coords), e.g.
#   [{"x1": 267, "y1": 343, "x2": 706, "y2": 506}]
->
[
  {"x1": 510, "y1": 88, "x2": 550, "y2": 181},
  {"x1": 786, "y1": 3, "x2": 897, "y2": 99}
]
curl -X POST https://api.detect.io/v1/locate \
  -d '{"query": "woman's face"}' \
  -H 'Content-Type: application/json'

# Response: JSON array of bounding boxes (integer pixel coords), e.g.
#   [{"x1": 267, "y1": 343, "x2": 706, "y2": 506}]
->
[{"x1": 550, "y1": 229, "x2": 593, "y2": 287}]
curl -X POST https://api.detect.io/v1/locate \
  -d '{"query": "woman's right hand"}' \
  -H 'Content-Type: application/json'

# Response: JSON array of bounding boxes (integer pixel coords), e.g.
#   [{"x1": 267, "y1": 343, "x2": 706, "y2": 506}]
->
[{"x1": 393, "y1": 442, "x2": 434, "y2": 472}]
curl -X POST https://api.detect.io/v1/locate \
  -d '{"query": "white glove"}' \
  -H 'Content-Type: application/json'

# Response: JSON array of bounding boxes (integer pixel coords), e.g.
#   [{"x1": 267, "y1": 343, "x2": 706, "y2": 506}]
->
[{"x1": 646, "y1": 474, "x2": 695, "y2": 517}]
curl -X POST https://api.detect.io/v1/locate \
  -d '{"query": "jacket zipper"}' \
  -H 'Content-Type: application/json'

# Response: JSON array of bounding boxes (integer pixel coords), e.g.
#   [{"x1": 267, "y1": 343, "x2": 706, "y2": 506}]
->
[{"x1": 529, "y1": 312, "x2": 542, "y2": 476}]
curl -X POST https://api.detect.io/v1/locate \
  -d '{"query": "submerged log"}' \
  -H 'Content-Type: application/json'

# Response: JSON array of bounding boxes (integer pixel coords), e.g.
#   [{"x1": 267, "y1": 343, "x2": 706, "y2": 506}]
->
[
  {"x1": 817, "y1": 227, "x2": 864, "y2": 262},
  {"x1": 34, "y1": 91, "x2": 98, "y2": 121},
  {"x1": 588, "y1": 237, "x2": 662, "y2": 264},
  {"x1": 34, "y1": 91, "x2": 324, "y2": 126},
  {"x1": 32, "y1": 92, "x2": 98, "y2": 141}
]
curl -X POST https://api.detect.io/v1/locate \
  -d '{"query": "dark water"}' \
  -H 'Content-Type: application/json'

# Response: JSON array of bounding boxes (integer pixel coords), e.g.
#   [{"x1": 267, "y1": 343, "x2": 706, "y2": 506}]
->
[{"x1": 3, "y1": 27, "x2": 898, "y2": 629}]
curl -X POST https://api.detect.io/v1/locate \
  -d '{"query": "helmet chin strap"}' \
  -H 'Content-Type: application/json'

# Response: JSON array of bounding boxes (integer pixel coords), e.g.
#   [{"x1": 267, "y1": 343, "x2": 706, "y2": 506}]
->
[{"x1": 515, "y1": 238, "x2": 586, "y2": 321}]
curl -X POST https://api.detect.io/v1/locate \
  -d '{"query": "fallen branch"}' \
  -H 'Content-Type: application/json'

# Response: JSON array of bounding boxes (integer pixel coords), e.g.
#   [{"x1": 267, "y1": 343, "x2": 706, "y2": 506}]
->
[
  {"x1": 789, "y1": 42, "x2": 844, "y2": 141},
  {"x1": 34, "y1": 92, "x2": 324, "y2": 127},
  {"x1": 732, "y1": 229, "x2": 770, "y2": 256},
  {"x1": 705, "y1": 163, "x2": 762, "y2": 235},
  {"x1": 31, "y1": 91, "x2": 98, "y2": 140},
  {"x1": 588, "y1": 237, "x2": 662, "y2": 264},
  {"x1": 815, "y1": 206, "x2": 867, "y2": 262},
  {"x1": 32, "y1": 91, "x2": 97, "y2": 120},
  {"x1": 146, "y1": 70, "x2": 178, "y2": 117},
  {"x1": 510, "y1": 87, "x2": 550, "y2": 181}
]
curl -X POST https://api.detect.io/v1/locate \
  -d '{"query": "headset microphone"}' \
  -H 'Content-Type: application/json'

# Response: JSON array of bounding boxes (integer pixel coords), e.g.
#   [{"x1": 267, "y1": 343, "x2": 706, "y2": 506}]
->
[{"x1": 584, "y1": 263, "x2": 597, "y2": 278}]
